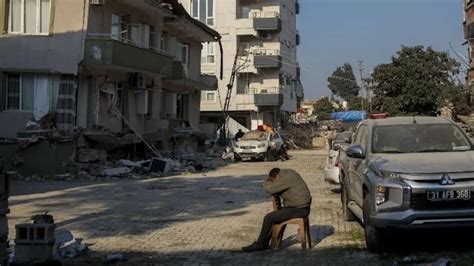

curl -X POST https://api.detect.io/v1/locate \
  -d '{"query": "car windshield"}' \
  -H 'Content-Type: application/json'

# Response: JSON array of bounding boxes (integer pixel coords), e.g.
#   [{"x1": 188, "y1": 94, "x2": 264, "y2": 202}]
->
[
  {"x1": 372, "y1": 124, "x2": 472, "y2": 154},
  {"x1": 241, "y1": 131, "x2": 267, "y2": 141}
]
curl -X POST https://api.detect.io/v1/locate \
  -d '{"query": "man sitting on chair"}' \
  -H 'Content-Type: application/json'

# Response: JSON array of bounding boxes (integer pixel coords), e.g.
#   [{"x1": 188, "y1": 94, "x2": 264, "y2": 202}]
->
[{"x1": 242, "y1": 168, "x2": 312, "y2": 252}]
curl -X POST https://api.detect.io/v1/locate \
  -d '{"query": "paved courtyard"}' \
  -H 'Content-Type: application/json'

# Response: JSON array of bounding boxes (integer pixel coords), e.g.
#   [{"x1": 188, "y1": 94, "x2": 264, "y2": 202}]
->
[{"x1": 8, "y1": 150, "x2": 474, "y2": 265}]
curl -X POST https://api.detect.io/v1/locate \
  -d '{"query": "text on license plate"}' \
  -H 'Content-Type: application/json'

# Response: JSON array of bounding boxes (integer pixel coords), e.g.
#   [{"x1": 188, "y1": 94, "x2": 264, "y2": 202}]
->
[{"x1": 427, "y1": 190, "x2": 471, "y2": 201}]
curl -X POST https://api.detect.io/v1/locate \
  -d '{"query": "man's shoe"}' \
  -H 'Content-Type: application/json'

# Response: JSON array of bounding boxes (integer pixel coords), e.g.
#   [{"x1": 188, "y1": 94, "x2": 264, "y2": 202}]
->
[{"x1": 241, "y1": 242, "x2": 268, "y2": 252}]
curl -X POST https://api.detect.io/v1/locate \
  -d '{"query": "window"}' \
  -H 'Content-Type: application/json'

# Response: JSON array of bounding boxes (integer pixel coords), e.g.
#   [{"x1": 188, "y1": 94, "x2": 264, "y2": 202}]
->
[
  {"x1": 160, "y1": 91, "x2": 177, "y2": 118},
  {"x1": 127, "y1": 24, "x2": 151, "y2": 48},
  {"x1": 201, "y1": 42, "x2": 215, "y2": 64},
  {"x1": 178, "y1": 44, "x2": 190, "y2": 75},
  {"x1": 354, "y1": 125, "x2": 367, "y2": 147},
  {"x1": 201, "y1": 91, "x2": 215, "y2": 102},
  {"x1": 111, "y1": 13, "x2": 127, "y2": 41},
  {"x1": 237, "y1": 75, "x2": 251, "y2": 94},
  {"x1": 149, "y1": 25, "x2": 156, "y2": 49},
  {"x1": 238, "y1": 5, "x2": 251, "y2": 19},
  {"x1": 160, "y1": 32, "x2": 169, "y2": 53},
  {"x1": 8, "y1": 0, "x2": 51, "y2": 34},
  {"x1": 6, "y1": 73, "x2": 36, "y2": 111},
  {"x1": 190, "y1": 0, "x2": 214, "y2": 26}
]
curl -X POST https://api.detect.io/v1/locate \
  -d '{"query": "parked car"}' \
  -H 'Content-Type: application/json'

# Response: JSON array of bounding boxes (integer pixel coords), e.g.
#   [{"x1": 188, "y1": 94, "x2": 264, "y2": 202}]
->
[
  {"x1": 339, "y1": 116, "x2": 474, "y2": 252},
  {"x1": 324, "y1": 131, "x2": 352, "y2": 184},
  {"x1": 233, "y1": 131, "x2": 285, "y2": 161}
]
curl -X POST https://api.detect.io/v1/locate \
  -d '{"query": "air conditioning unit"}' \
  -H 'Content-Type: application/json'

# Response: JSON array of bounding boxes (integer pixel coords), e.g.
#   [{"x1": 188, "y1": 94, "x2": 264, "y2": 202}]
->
[
  {"x1": 90, "y1": 0, "x2": 105, "y2": 5},
  {"x1": 259, "y1": 31, "x2": 273, "y2": 40},
  {"x1": 129, "y1": 73, "x2": 146, "y2": 88}
]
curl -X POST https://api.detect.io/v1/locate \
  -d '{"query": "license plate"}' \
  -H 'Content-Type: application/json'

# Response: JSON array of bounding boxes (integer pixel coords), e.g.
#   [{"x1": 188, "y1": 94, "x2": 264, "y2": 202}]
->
[{"x1": 427, "y1": 190, "x2": 471, "y2": 201}]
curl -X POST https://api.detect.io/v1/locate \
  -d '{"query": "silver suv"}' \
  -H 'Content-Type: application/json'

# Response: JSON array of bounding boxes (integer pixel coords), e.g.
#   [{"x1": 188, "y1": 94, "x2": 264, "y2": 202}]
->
[{"x1": 339, "y1": 116, "x2": 474, "y2": 252}]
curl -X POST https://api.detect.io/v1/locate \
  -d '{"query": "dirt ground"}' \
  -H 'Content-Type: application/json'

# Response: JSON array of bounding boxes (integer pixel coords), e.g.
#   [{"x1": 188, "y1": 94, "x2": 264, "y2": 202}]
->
[{"x1": 8, "y1": 150, "x2": 474, "y2": 265}]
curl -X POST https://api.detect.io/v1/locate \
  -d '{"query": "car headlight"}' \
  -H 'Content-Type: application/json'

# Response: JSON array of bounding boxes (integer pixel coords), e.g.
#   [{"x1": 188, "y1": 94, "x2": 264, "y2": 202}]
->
[
  {"x1": 234, "y1": 144, "x2": 240, "y2": 149},
  {"x1": 258, "y1": 143, "x2": 266, "y2": 148},
  {"x1": 375, "y1": 186, "x2": 389, "y2": 205},
  {"x1": 368, "y1": 167, "x2": 402, "y2": 181}
]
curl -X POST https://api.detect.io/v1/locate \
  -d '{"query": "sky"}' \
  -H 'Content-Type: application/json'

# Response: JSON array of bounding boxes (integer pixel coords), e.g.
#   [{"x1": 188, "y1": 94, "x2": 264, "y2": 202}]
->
[{"x1": 297, "y1": 0, "x2": 467, "y2": 99}]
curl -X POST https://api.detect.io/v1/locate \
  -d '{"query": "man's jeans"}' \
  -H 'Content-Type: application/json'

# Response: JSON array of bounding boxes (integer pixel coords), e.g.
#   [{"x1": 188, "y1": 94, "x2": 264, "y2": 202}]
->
[{"x1": 256, "y1": 207, "x2": 310, "y2": 246}]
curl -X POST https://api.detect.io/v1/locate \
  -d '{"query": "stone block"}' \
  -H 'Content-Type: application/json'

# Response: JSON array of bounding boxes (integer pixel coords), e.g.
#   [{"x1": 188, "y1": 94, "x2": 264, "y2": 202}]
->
[
  {"x1": 14, "y1": 243, "x2": 54, "y2": 263},
  {"x1": 15, "y1": 223, "x2": 56, "y2": 245}
]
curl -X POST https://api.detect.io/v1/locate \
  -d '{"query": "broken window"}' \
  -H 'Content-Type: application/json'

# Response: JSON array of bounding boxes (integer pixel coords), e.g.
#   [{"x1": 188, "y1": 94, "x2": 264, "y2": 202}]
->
[
  {"x1": 9, "y1": 0, "x2": 51, "y2": 34},
  {"x1": 5, "y1": 73, "x2": 76, "y2": 125}
]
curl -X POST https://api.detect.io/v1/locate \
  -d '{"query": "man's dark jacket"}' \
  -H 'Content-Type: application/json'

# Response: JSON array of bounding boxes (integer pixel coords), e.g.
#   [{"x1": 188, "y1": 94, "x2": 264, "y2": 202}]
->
[{"x1": 263, "y1": 169, "x2": 312, "y2": 208}]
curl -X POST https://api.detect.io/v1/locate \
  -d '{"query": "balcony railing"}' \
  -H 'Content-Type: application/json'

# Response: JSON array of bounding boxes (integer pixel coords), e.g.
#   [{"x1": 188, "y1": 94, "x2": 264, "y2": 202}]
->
[
  {"x1": 252, "y1": 11, "x2": 280, "y2": 19},
  {"x1": 84, "y1": 35, "x2": 173, "y2": 76},
  {"x1": 237, "y1": 86, "x2": 282, "y2": 95},
  {"x1": 86, "y1": 33, "x2": 174, "y2": 57}
]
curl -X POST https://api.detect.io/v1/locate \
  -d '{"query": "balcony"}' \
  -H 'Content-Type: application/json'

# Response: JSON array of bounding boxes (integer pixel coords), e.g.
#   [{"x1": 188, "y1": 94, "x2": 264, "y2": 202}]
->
[
  {"x1": 236, "y1": 11, "x2": 281, "y2": 36},
  {"x1": 253, "y1": 12, "x2": 282, "y2": 32},
  {"x1": 163, "y1": 61, "x2": 218, "y2": 91},
  {"x1": 254, "y1": 88, "x2": 284, "y2": 106},
  {"x1": 253, "y1": 49, "x2": 282, "y2": 69},
  {"x1": 237, "y1": 87, "x2": 283, "y2": 107},
  {"x1": 84, "y1": 37, "x2": 173, "y2": 76}
]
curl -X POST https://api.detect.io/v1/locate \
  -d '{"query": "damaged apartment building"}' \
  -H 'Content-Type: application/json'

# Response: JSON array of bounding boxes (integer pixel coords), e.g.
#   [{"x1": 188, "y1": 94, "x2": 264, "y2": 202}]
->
[
  {"x1": 0, "y1": 0, "x2": 221, "y2": 175},
  {"x1": 180, "y1": 0, "x2": 304, "y2": 134}
]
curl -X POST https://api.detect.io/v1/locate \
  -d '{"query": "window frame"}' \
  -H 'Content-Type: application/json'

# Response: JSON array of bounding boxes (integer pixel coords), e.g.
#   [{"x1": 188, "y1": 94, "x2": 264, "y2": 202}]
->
[
  {"x1": 8, "y1": 0, "x2": 52, "y2": 35},
  {"x1": 5, "y1": 73, "x2": 35, "y2": 112},
  {"x1": 201, "y1": 42, "x2": 215, "y2": 64},
  {"x1": 190, "y1": 0, "x2": 215, "y2": 27}
]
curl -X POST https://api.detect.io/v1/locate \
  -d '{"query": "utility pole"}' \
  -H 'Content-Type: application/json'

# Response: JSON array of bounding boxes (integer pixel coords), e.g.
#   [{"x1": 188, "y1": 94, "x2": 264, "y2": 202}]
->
[{"x1": 358, "y1": 60, "x2": 365, "y2": 111}]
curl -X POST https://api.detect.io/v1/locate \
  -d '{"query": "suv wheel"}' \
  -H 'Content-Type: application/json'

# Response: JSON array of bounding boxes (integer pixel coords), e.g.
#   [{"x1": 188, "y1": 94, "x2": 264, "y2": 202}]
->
[
  {"x1": 341, "y1": 180, "x2": 356, "y2": 221},
  {"x1": 363, "y1": 196, "x2": 385, "y2": 253}
]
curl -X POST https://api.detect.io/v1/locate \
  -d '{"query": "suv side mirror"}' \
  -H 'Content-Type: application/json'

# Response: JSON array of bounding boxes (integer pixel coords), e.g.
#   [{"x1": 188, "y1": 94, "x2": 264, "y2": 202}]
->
[
  {"x1": 344, "y1": 136, "x2": 351, "y2": 143},
  {"x1": 347, "y1": 145, "x2": 365, "y2": 159}
]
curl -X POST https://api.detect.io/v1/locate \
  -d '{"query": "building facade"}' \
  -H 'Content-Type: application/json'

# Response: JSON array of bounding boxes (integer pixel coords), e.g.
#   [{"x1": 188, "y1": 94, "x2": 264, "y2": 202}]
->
[
  {"x1": 0, "y1": 0, "x2": 220, "y2": 149},
  {"x1": 181, "y1": 0, "x2": 303, "y2": 133}
]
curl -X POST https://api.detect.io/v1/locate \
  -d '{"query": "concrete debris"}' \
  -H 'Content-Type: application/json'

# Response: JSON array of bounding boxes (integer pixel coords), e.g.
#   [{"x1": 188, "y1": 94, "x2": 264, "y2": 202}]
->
[
  {"x1": 118, "y1": 159, "x2": 149, "y2": 168},
  {"x1": 54, "y1": 229, "x2": 87, "y2": 259},
  {"x1": 280, "y1": 124, "x2": 319, "y2": 150},
  {"x1": 77, "y1": 148, "x2": 107, "y2": 163},
  {"x1": 102, "y1": 167, "x2": 132, "y2": 177},
  {"x1": 106, "y1": 253, "x2": 126, "y2": 263}
]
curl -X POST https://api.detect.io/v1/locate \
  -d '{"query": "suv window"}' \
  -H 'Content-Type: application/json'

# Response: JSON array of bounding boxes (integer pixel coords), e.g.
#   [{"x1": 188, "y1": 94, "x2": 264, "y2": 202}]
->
[{"x1": 354, "y1": 125, "x2": 367, "y2": 146}]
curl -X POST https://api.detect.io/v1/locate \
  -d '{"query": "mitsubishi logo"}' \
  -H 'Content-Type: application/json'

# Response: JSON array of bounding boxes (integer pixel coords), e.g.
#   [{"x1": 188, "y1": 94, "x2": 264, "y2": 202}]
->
[{"x1": 440, "y1": 174, "x2": 455, "y2": 186}]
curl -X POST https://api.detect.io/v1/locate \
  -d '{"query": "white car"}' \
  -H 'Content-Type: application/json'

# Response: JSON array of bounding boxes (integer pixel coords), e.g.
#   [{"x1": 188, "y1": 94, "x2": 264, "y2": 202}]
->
[
  {"x1": 233, "y1": 131, "x2": 285, "y2": 161},
  {"x1": 324, "y1": 131, "x2": 352, "y2": 184}
]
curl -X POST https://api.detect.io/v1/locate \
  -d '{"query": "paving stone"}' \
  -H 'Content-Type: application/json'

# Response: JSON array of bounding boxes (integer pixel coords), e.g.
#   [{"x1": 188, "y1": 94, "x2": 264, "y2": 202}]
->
[{"x1": 9, "y1": 150, "x2": 378, "y2": 265}]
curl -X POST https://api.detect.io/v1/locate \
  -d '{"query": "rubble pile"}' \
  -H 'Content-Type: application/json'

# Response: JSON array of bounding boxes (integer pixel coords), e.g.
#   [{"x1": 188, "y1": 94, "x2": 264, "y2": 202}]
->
[
  {"x1": 456, "y1": 115, "x2": 474, "y2": 139},
  {"x1": 280, "y1": 123, "x2": 319, "y2": 150}
]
